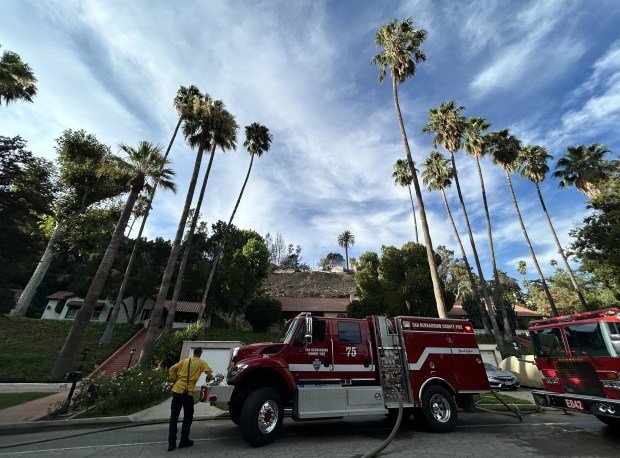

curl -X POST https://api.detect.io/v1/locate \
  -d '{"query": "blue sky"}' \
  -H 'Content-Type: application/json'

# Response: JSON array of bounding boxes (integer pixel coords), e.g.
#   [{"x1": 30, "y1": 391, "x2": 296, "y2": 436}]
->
[{"x1": 1, "y1": 0, "x2": 619, "y2": 282}]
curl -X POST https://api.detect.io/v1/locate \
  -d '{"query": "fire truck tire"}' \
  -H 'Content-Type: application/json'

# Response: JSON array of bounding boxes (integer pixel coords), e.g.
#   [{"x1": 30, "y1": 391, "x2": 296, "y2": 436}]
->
[
  {"x1": 229, "y1": 401, "x2": 241, "y2": 425},
  {"x1": 420, "y1": 385, "x2": 457, "y2": 433},
  {"x1": 239, "y1": 387, "x2": 284, "y2": 446},
  {"x1": 596, "y1": 415, "x2": 620, "y2": 429}
]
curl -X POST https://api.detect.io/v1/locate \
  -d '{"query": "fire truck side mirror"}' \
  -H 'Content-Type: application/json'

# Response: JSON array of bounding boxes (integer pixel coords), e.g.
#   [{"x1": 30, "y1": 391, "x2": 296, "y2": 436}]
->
[{"x1": 303, "y1": 333, "x2": 313, "y2": 345}]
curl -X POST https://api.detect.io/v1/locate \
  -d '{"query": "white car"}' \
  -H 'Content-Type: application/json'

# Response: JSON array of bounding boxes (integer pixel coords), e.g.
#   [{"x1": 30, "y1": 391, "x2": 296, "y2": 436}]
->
[{"x1": 484, "y1": 362, "x2": 520, "y2": 390}]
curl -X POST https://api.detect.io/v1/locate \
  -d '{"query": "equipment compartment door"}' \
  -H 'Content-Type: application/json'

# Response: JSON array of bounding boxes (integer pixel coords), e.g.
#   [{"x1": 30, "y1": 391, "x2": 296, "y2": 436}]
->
[
  {"x1": 449, "y1": 332, "x2": 487, "y2": 391},
  {"x1": 288, "y1": 317, "x2": 334, "y2": 382},
  {"x1": 332, "y1": 320, "x2": 375, "y2": 382}
]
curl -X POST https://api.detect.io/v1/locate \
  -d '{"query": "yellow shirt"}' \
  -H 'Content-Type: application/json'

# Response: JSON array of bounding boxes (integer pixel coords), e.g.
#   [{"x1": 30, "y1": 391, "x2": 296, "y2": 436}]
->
[{"x1": 169, "y1": 356, "x2": 213, "y2": 394}]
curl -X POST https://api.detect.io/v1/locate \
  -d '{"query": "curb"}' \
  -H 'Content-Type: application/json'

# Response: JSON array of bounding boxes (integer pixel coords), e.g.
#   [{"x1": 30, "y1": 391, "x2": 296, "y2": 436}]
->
[
  {"x1": 0, "y1": 413, "x2": 229, "y2": 435},
  {"x1": 474, "y1": 403, "x2": 541, "y2": 412}
]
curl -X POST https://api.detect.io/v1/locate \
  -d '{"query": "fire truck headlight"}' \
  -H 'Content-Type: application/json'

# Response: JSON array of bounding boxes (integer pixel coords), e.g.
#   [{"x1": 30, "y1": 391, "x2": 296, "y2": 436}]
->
[{"x1": 231, "y1": 347, "x2": 239, "y2": 363}]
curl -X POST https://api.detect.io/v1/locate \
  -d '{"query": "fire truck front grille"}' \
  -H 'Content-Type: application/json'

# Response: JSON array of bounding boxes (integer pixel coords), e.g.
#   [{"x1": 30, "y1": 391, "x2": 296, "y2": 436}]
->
[{"x1": 555, "y1": 361, "x2": 606, "y2": 397}]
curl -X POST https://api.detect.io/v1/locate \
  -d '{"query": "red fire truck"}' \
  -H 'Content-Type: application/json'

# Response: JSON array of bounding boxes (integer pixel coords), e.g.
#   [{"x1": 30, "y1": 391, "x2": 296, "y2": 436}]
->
[
  {"x1": 529, "y1": 308, "x2": 620, "y2": 429},
  {"x1": 200, "y1": 313, "x2": 490, "y2": 446}
]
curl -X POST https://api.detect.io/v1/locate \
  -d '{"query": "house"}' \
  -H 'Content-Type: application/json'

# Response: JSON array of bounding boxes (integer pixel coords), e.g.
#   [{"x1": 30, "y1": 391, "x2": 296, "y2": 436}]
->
[{"x1": 447, "y1": 300, "x2": 544, "y2": 329}]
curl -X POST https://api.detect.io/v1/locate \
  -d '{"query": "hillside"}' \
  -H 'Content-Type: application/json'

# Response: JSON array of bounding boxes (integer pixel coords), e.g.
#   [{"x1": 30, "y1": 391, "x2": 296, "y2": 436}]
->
[{"x1": 261, "y1": 271, "x2": 357, "y2": 298}]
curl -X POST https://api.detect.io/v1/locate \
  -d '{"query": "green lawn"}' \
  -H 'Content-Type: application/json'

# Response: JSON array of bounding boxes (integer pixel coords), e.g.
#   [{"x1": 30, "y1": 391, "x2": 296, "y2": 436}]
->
[
  {"x1": 474, "y1": 393, "x2": 532, "y2": 405},
  {"x1": 0, "y1": 316, "x2": 140, "y2": 382},
  {"x1": 0, "y1": 392, "x2": 55, "y2": 410}
]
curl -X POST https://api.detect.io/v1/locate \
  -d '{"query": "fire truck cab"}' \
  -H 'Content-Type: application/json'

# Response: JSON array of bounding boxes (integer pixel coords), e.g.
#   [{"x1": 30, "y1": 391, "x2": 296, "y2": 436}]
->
[
  {"x1": 529, "y1": 308, "x2": 620, "y2": 429},
  {"x1": 201, "y1": 313, "x2": 490, "y2": 446}
]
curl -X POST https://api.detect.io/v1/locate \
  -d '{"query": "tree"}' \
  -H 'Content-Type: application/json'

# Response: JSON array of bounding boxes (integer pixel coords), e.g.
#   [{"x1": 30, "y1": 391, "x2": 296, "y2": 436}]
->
[
  {"x1": 337, "y1": 230, "x2": 355, "y2": 270},
  {"x1": 423, "y1": 102, "x2": 502, "y2": 340},
  {"x1": 421, "y1": 151, "x2": 497, "y2": 339},
  {"x1": 319, "y1": 252, "x2": 345, "y2": 270},
  {"x1": 553, "y1": 144, "x2": 618, "y2": 198},
  {"x1": 392, "y1": 158, "x2": 419, "y2": 243},
  {"x1": 164, "y1": 100, "x2": 238, "y2": 334},
  {"x1": 519, "y1": 144, "x2": 587, "y2": 311},
  {"x1": 0, "y1": 45, "x2": 37, "y2": 105},
  {"x1": 12, "y1": 130, "x2": 126, "y2": 317},
  {"x1": 245, "y1": 295, "x2": 282, "y2": 332},
  {"x1": 487, "y1": 129, "x2": 558, "y2": 316},
  {"x1": 198, "y1": 122, "x2": 273, "y2": 326},
  {"x1": 371, "y1": 18, "x2": 447, "y2": 317},
  {"x1": 137, "y1": 91, "x2": 212, "y2": 369},
  {"x1": 51, "y1": 142, "x2": 175, "y2": 376},
  {"x1": 571, "y1": 178, "x2": 620, "y2": 301},
  {"x1": 100, "y1": 85, "x2": 201, "y2": 345}
]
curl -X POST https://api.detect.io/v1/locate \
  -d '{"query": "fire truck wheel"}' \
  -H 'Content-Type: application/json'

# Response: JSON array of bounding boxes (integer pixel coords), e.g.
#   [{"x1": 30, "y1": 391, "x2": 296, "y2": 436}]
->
[
  {"x1": 229, "y1": 401, "x2": 241, "y2": 425},
  {"x1": 420, "y1": 385, "x2": 457, "y2": 433},
  {"x1": 239, "y1": 387, "x2": 284, "y2": 446},
  {"x1": 596, "y1": 415, "x2": 620, "y2": 429}
]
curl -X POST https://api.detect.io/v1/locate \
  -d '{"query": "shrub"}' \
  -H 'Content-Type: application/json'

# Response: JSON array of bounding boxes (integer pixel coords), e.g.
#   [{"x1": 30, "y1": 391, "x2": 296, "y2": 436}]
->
[{"x1": 244, "y1": 295, "x2": 282, "y2": 332}]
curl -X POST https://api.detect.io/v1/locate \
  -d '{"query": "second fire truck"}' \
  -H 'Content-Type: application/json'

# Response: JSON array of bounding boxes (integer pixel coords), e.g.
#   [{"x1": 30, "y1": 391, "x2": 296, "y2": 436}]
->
[{"x1": 201, "y1": 313, "x2": 491, "y2": 446}]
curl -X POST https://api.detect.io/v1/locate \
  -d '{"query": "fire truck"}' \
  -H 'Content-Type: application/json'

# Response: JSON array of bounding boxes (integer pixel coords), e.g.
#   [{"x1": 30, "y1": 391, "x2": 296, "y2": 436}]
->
[
  {"x1": 200, "y1": 313, "x2": 490, "y2": 446},
  {"x1": 529, "y1": 308, "x2": 620, "y2": 429}
]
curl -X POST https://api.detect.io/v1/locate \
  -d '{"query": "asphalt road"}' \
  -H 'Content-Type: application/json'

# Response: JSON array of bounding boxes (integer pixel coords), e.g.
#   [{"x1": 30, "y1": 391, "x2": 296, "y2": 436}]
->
[{"x1": 0, "y1": 410, "x2": 618, "y2": 457}]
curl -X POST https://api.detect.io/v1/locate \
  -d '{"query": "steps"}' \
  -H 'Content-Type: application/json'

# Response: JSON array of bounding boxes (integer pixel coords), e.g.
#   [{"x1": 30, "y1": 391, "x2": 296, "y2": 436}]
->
[{"x1": 91, "y1": 327, "x2": 152, "y2": 377}]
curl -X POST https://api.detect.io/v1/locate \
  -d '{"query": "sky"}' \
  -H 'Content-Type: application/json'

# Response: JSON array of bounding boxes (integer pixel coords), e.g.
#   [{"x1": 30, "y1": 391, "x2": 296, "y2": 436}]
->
[{"x1": 1, "y1": 0, "x2": 619, "y2": 282}]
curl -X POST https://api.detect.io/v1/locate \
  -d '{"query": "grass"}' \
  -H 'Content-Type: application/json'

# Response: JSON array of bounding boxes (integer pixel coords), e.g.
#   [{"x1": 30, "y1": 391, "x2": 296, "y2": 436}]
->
[
  {"x1": 0, "y1": 392, "x2": 55, "y2": 410},
  {"x1": 474, "y1": 393, "x2": 532, "y2": 405},
  {"x1": 0, "y1": 316, "x2": 141, "y2": 382},
  {"x1": 75, "y1": 392, "x2": 171, "y2": 419}
]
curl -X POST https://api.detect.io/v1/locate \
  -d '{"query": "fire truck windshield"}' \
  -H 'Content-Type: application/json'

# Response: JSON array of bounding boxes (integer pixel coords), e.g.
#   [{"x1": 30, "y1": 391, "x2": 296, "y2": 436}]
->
[
  {"x1": 565, "y1": 323, "x2": 613, "y2": 357},
  {"x1": 276, "y1": 319, "x2": 298, "y2": 344},
  {"x1": 531, "y1": 328, "x2": 567, "y2": 358}
]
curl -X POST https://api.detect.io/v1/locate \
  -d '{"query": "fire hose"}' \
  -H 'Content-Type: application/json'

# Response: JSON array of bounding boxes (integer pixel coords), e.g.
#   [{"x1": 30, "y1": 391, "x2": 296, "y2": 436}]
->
[{"x1": 359, "y1": 390, "x2": 403, "y2": 458}]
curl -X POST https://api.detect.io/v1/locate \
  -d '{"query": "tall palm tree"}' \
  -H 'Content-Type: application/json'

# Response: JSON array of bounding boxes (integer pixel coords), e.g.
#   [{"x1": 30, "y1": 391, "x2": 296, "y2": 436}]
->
[
  {"x1": 126, "y1": 194, "x2": 149, "y2": 237},
  {"x1": 422, "y1": 101, "x2": 505, "y2": 340},
  {"x1": 99, "y1": 86, "x2": 201, "y2": 346},
  {"x1": 0, "y1": 45, "x2": 37, "y2": 105},
  {"x1": 51, "y1": 143, "x2": 174, "y2": 376},
  {"x1": 553, "y1": 144, "x2": 617, "y2": 198},
  {"x1": 371, "y1": 18, "x2": 447, "y2": 317},
  {"x1": 137, "y1": 94, "x2": 216, "y2": 369},
  {"x1": 198, "y1": 123, "x2": 273, "y2": 325},
  {"x1": 422, "y1": 152, "x2": 498, "y2": 340},
  {"x1": 163, "y1": 102, "x2": 238, "y2": 334},
  {"x1": 519, "y1": 145, "x2": 587, "y2": 311},
  {"x1": 487, "y1": 129, "x2": 559, "y2": 317},
  {"x1": 392, "y1": 159, "x2": 419, "y2": 243},
  {"x1": 337, "y1": 231, "x2": 355, "y2": 270},
  {"x1": 463, "y1": 117, "x2": 506, "y2": 325}
]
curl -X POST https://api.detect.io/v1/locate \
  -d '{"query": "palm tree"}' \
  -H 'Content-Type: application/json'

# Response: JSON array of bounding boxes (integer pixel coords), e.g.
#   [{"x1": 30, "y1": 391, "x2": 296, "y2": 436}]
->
[
  {"x1": 422, "y1": 152, "x2": 499, "y2": 340},
  {"x1": 0, "y1": 45, "x2": 37, "y2": 105},
  {"x1": 487, "y1": 129, "x2": 559, "y2": 317},
  {"x1": 163, "y1": 101, "x2": 238, "y2": 334},
  {"x1": 126, "y1": 194, "x2": 149, "y2": 237},
  {"x1": 137, "y1": 94, "x2": 216, "y2": 369},
  {"x1": 519, "y1": 145, "x2": 587, "y2": 311},
  {"x1": 553, "y1": 144, "x2": 617, "y2": 198},
  {"x1": 463, "y1": 116, "x2": 506, "y2": 325},
  {"x1": 51, "y1": 142, "x2": 174, "y2": 376},
  {"x1": 337, "y1": 231, "x2": 355, "y2": 270},
  {"x1": 422, "y1": 102, "x2": 505, "y2": 339},
  {"x1": 371, "y1": 18, "x2": 447, "y2": 317},
  {"x1": 392, "y1": 159, "x2": 419, "y2": 243},
  {"x1": 198, "y1": 123, "x2": 273, "y2": 325},
  {"x1": 99, "y1": 86, "x2": 201, "y2": 346}
]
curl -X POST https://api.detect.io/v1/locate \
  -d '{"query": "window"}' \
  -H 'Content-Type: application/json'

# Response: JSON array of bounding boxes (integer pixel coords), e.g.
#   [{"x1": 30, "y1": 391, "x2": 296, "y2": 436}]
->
[
  {"x1": 607, "y1": 322, "x2": 620, "y2": 355},
  {"x1": 312, "y1": 319, "x2": 326, "y2": 342},
  {"x1": 338, "y1": 321, "x2": 362, "y2": 344},
  {"x1": 65, "y1": 306, "x2": 79, "y2": 319},
  {"x1": 565, "y1": 323, "x2": 611, "y2": 357},
  {"x1": 530, "y1": 328, "x2": 567, "y2": 358},
  {"x1": 141, "y1": 308, "x2": 152, "y2": 321},
  {"x1": 92, "y1": 308, "x2": 102, "y2": 320}
]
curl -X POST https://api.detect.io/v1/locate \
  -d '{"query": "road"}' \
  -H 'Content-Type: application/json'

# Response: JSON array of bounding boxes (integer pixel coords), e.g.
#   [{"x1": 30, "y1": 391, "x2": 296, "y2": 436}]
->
[{"x1": 0, "y1": 410, "x2": 618, "y2": 457}]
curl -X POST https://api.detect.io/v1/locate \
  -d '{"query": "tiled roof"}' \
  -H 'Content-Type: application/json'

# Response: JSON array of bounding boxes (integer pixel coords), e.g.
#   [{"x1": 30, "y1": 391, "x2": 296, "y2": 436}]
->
[
  {"x1": 164, "y1": 300, "x2": 201, "y2": 314},
  {"x1": 448, "y1": 302, "x2": 543, "y2": 318},
  {"x1": 46, "y1": 291, "x2": 75, "y2": 300},
  {"x1": 276, "y1": 296, "x2": 350, "y2": 313}
]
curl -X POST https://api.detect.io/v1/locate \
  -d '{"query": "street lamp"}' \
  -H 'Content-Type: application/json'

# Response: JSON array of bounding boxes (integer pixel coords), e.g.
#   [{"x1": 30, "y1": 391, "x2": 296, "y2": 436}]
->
[{"x1": 127, "y1": 347, "x2": 136, "y2": 369}]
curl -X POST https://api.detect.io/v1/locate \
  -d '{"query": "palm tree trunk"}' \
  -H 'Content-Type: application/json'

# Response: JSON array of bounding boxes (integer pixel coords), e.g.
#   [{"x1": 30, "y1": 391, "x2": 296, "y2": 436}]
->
[
  {"x1": 130, "y1": 296, "x2": 147, "y2": 323},
  {"x1": 535, "y1": 183, "x2": 587, "y2": 311},
  {"x1": 407, "y1": 185, "x2": 419, "y2": 244},
  {"x1": 137, "y1": 143, "x2": 206, "y2": 370},
  {"x1": 505, "y1": 172, "x2": 559, "y2": 316},
  {"x1": 51, "y1": 186, "x2": 141, "y2": 376},
  {"x1": 345, "y1": 246, "x2": 349, "y2": 270},
  {"x1": 440, "y1": 190, "x2": 492, "y2": 335},
  {"x1": 450, "y1": 154, "x2": 508, "y2": 342},
  {"x1": 11, "y1": 220, "x2": 67, "y2": 317},
  {"x1": 198, "y1": 154, "x2": 255, "y2": 324},
  {"x1": 99, "y1": 118, "x2": 183, "y2": 345},
  {"x1": 391, "y1": 77, "x2": 446, "y2": 317},
  {"x1": 163, "y1": 145, "x2": 217, "y2": 335}
]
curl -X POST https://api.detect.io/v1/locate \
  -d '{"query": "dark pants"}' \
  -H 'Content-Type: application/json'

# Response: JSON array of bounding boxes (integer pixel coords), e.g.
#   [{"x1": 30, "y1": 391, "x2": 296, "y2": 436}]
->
[{"x1": 168, "y1": 392, "x2": 194, "y2": 445}]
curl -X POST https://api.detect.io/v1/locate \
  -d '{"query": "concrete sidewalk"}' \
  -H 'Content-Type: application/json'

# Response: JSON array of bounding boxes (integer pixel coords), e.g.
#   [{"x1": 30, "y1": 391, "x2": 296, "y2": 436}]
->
[{"x1": 0, "y1": 390, "x2": 68, "y2": 424}]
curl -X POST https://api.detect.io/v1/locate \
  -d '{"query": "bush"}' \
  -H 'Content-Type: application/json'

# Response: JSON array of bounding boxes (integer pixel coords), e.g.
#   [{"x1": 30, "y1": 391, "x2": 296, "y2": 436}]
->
[
  {"x1": 154, "y1": 322, "x2": 208, "y2": 370},
  {"x1": 244, "y1": 295, "x2": 282, "y2": 332}
]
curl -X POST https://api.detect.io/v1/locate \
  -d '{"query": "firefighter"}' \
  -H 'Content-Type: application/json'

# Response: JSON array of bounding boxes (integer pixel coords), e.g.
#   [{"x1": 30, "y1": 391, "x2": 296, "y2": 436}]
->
[{"x1": 168, "y1": 347, "x2": 213, "y2": 451}]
